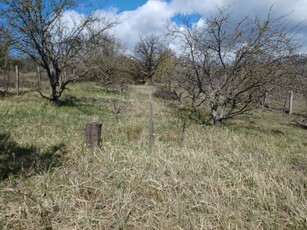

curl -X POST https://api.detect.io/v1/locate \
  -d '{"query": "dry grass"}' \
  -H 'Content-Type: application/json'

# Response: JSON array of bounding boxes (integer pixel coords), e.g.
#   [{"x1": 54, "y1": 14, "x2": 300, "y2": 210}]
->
[{"x1": 0, "y1": 82, "x2": 307, "y2": 229}]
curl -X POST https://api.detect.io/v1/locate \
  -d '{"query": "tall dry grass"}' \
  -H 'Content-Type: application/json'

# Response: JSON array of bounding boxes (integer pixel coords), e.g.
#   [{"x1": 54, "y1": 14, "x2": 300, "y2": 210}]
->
[{"x1": 0, "y1": 82, "x2": 307, "y2": 229}]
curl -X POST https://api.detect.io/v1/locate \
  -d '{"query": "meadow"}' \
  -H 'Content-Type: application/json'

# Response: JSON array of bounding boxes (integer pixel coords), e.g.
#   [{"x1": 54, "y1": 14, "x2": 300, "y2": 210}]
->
[{"x1": 0, "y1": 82, "x2": 307, "y2": 229}]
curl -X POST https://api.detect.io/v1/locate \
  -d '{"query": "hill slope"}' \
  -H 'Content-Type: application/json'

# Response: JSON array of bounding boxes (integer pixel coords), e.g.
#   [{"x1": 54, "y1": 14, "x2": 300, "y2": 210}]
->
[{"x1": 0, "y1": 83, "x2": 307, "y2": 229}]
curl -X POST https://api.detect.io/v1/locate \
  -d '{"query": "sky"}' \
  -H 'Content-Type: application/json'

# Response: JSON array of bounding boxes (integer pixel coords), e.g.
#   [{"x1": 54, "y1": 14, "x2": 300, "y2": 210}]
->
[{"x1": 72, "y1": 0, "x2": 307, "y2": 52}]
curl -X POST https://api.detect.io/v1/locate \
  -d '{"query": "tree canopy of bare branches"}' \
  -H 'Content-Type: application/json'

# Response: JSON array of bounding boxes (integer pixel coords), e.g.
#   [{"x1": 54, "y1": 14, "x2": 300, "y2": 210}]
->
[
  {"x1": 168, "y1": 7, "x2": 299, "y2": 125},
  {"x1": 0, "y1": 25, "x2": 11, "y2": 71},
  {"x1": 134, "y1": 35, "x2": 171, "y2": 84},
  {"x1": 0, "y1": 0, "x2": 116, "y2": 102}
]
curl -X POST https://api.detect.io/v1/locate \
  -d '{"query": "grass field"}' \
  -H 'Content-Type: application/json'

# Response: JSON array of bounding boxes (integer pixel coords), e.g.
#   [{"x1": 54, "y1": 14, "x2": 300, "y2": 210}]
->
[{"x1": 0, "y1": 82, "x2": 307, "y2": 229}]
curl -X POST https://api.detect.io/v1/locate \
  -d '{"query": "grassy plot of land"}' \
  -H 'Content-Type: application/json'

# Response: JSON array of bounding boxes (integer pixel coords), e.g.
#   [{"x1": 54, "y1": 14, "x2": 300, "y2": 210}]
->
[{"x1": 0, "y1": 82, "x2": 307, "y2": 229}]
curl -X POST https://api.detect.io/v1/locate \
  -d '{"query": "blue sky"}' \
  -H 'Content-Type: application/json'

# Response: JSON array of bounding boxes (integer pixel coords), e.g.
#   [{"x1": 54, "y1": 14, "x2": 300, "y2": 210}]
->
[
  {"x1": 79, "y1": 0, "x2": 201, "y2": 23},
  {"x1": 91, "y1": 0, "x2": 149, "y2": 12},
  {"x1": 71, "y1": 0, "x2": 307, "y2": 52}
]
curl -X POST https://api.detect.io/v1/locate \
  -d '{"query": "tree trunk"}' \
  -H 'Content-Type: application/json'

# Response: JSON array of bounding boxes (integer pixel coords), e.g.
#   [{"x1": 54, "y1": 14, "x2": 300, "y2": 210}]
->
[
  {"x1": 37, "y1": 66, "x2": 41, "y2": 89},
  {"x1": 48, "y1": 64, "x2": 60, "y2": 102},
  {"x1": 211, "y1": 101, "x2": 222, "y2": 126},
  {"x1": 261, "y1": 91, "x2": 269, "y2": 108},
  {"x1": 264, "y1": 91, "x2": 269, "y2": 108},
  {"x1": 211, "y1": 110, "x2": 222, "y2": 126},
  {"x1": 50, "y1": 83, "x2": 58, "y2": 102},
  {"x1": 213, "y1": 119, "x2": 221, "y2": 126}
]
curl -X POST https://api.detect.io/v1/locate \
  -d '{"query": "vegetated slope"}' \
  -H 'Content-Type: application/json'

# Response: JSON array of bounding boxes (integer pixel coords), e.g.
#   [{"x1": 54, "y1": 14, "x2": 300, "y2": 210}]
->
[{"x1": 0, "y1": 82, "x2": 307, "y2": 229}]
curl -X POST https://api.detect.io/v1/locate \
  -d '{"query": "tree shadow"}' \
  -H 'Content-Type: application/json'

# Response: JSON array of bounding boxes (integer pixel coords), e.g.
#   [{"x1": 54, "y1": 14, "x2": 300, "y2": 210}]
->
[
  {"x1": 292, "y1": 118, "x2": 307, "y2": 130},
  {"x1": 58, "y1": 95, "x2": 103, "y2": 107},
  {"x1": 57, "y1": 95, "x2": 78, "y2": 107},
  {"x1": 225, "y1": 119, "x2": 286, "y2": 136},
  {"x1": 0, "y1": 90, "x2": 14, "y2": 98},
  {"x1": 0, "y1": 133, "x2": 65, "y2": 180}
]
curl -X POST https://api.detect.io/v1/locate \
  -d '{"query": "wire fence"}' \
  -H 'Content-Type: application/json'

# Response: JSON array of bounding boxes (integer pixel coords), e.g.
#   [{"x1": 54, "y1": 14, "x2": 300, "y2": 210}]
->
[{"x1": 0, "y1": 66, "x2": 49, "y2": 94}]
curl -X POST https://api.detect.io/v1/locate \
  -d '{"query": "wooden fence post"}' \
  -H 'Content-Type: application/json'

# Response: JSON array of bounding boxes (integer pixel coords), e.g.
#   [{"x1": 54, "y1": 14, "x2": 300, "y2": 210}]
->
[
  {"x1": 37, "y1": 66, "x2": 41, "y2": 89},
  {"x1": 289, "y1": 90, "x2": 293, "y2": 115},
  {"x1": 148, "y1": 91, "x2": 154, "y2": 152},
  {"x1": 15, "y1": 65, "x2": 20, "y2": 94},
  {"x1": 263, "y1": 90, "x2": 269, "y2": 108},
  {"x1": 85, "y1": 122, "x2": 102, "y2": 148}
]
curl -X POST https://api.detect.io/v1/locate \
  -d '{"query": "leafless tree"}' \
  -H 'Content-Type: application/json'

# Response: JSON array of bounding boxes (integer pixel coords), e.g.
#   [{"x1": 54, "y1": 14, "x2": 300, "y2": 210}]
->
[
  {"x1": 111, "y1": 99, "x2": 131, "y2": 122},
  {"x1": 0, "y1": 0, "x2": 116, "y2": 102},
  {"x1": 279, "y1": 55, "x2": 307, "y2": 93},
  {"x1": 168, "y1": 7, "x2": 298, "y2": 125},
  {"x1": 0, "y1": 25, "x2": 12, "y2": 93},
  {"x1": 112, "y1": 55, "x2": 135, "y2": 95},
  {"x1": 84, "y1": 36, "x2": 135, "y2": 95},
  {"x1": 134, "y1": 35, "x2": 171, "y2": 84},
  {"x1": 84, "y1": 34, "x2": 120, "y2": 90},
  {"x1": 0, "y1": 26, "x2": 10, "y2": 69}
]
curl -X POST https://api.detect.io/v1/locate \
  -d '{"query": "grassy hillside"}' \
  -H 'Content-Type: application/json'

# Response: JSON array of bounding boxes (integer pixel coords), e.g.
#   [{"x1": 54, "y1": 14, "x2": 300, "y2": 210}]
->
[{"x1": 0, "y1": 82, "x2": 307, "y2": 229}]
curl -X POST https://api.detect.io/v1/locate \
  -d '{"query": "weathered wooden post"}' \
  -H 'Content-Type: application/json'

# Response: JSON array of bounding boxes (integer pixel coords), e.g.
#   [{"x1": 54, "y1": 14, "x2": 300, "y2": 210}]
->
[
  {"x1": 85, "y1": 122, "x2": 102, "y2": 148},
  {"x1": 148, "y1": 91, "x2": 154, "y2": 152},
  {"x1": 15, "y1": 65, "x2": 20, "y2": 94},
  {"x1": 289, "y1": 90, "x2": 293, "y2": 115},
  {"x1": 37, "y1": 66, "x2": 41, "y2": 89},
  {"x1": 263, "y1": 90, "x2": 269, "y2": 108}
]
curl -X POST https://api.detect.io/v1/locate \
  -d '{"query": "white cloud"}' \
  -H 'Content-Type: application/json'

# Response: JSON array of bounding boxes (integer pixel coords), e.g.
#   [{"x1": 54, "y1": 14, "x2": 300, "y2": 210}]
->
[
  {"x1": 59, "y1": 10, "x2": 86, "y2": 32},
  {"x1": 193, "y1": 18, "x2": 206, "y2": 29},
  {"x1": 169, "y1": 0, "x2": 307, "y2": 23},
  {"x1": 61, "y1": 0, "x2": 307, "y2": 53},
  {"x1": 230, "y1": 0, "x2": 307, "y2": 22},
  {"x1": 84, "y1": 0, "x2": 174, "y2": 53},
  {"x1": 170, "y1": 0, "x2": 224, "y2": 15},
  {"x1": 113, "y1": 0, "x2": 174, "y2": 52}
]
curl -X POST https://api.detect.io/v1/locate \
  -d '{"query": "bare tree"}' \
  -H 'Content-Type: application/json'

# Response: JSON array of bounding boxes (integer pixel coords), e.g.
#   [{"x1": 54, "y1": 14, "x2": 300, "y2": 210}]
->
[
  {"x1": 168, "y1": 7, "x2": 298, "y2": 125},
  {"x1": 0, "y1": 0, "x2": 116, "y2": 102},
  {"x1": 111, "y1": 99, "x2": 130, "y2": 122},
  {"x1": 112, "y1": 55, "x2": 136, "y2": 95},
  {"x1": 0, "y1": 25, "x2": 12, "y2": 93},
  {"x1": 84, "y1": 34, "x2": 120, "y2": 91},
  {"x1": 0, "y1": 26, "x2": 10, "y2": 69},
  {"x1": 134, "y1": 35, "x2": 171, "y2": 84},
  {"x1": 84, "y1": 35, "x2": 135, "y2": 95}
]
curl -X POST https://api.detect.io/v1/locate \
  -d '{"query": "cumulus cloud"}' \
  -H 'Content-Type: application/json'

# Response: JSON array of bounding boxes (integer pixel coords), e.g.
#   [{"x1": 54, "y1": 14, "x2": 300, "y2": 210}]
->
[
  {"x1": 230, "y1": 0, "x2": 307, "y2": 22},
  {"x1": 59, "y1": 10, "x2": 86, "y2": 32},
  {"x1": 62, "y1": 0, "x2": 307, "y2": 52},
  {"x1": 169, "y1": 0, "x2": 307, "y2": 22},
  {"x1": 169, "y1": 0, "x2": 224, "y2": 15},
  {"x1": 113, "y1": 0, "x2": 174, "y2": 52},
  {"x1": 84, "y1": 0, "x2": 174, "y2": 53},
  {"x1": 56, "y1": 9, "x2": 116, "y2": 39}
]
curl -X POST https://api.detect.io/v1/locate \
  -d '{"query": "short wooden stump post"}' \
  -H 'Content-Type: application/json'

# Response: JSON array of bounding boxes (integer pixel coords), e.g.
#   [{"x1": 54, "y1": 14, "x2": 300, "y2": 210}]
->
[{"x1": 85, "y1": 122, "x2": 102, "y2": 148}]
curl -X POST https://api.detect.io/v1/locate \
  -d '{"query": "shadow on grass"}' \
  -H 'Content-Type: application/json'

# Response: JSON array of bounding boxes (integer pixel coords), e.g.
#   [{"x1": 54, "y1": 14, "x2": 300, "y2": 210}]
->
[
  {"x1": 0, "y1": 89, "x2": 45, "y2": 100},
  {"x1": 0, "y1": 90, "x2": 15, "y2": 98},
  {"x1": 58, "y1": 95, "x2": 104, "y2": 107},
  {"x1": 0, "y1": 133, "x2": 65, "y2": 180},
  {"x1": 292, "y1": 118, "x2": 307, "y2": 130},
  {"x1": 57, "y1": 96, "x2": 114, "y2": 117},
  {"x1": 58, "y1": 95, "x2": 78, "y2": 107},
  {"x1": 225, "y1": 118, "x2": 286, "y2": 136}
]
